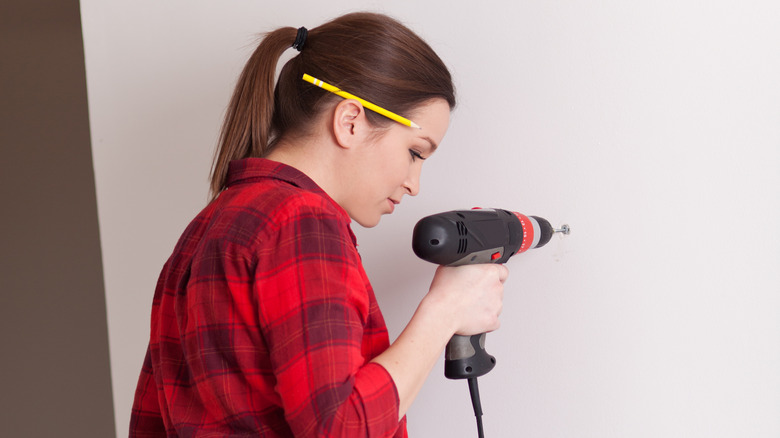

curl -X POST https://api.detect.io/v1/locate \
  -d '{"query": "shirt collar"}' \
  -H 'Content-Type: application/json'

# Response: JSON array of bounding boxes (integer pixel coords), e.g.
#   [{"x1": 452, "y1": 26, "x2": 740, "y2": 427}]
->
[
  {"x1": 225, "y1": 158, "x2": 354, "y2": 231},
  {"x1": 226, "y1": 157, "x2": 321, "y2": 191}
]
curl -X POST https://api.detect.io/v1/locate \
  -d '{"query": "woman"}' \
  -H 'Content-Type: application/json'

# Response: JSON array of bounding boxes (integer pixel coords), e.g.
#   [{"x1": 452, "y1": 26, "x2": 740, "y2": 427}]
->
[{"x1": 130, "y1": 12, "x2": 507, "y2": 438}]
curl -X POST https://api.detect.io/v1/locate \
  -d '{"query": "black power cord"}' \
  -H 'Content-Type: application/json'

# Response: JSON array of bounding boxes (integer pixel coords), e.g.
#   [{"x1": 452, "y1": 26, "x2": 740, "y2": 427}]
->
[{"x1": 467, "y1": 377, "x2": 485, "y2": 438}]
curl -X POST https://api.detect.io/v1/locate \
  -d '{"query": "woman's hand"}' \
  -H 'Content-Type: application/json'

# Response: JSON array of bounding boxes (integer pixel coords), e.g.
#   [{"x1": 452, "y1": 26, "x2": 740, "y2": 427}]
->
[
  {"x1": 423, "y1": 264, "x2": 509, "y2": 337},
  {"x1": 370, "y1": 263, "x2": 509, "y2": 420}
]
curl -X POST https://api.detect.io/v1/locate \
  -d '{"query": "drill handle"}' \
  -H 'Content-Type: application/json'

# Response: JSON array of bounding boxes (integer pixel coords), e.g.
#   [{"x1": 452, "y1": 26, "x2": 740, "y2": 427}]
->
[{"x1": 444, "y1": 333, "x2": 496, "y2": 380}]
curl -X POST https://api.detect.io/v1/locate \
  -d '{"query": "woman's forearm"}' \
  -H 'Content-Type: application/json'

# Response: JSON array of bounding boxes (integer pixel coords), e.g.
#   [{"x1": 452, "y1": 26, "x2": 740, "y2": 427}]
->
[{"x1": 370, "y1": 294, "x2": 455, "y2": 420}]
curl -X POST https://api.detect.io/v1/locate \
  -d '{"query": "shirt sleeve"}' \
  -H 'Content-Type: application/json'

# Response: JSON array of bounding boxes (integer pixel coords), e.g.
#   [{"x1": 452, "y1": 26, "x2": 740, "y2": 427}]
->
[
  {"x1": 255, "y1": 199, "x2": 402, "y2": 438},
  {"x1": 129, "y1": 347, "x2": 167, "y2": 437}
]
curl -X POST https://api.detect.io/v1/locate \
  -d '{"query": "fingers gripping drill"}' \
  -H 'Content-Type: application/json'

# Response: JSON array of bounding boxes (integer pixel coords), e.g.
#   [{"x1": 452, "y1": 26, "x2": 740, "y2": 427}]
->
[{"x1": 412, "y1": 208, "x2": 569, "y2": 437}]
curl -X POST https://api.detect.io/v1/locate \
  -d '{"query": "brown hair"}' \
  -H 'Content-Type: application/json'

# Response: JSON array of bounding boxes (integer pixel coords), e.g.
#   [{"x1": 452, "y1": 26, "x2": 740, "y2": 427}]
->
[{"x1": 209, "y1": 12, "x2": 456, "y2": 199}]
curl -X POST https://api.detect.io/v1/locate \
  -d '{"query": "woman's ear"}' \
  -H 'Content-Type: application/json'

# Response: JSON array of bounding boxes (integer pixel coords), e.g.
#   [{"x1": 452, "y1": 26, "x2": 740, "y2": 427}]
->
[{"x1": 332, "y1": 99, "x2": 369, "y2": 149}]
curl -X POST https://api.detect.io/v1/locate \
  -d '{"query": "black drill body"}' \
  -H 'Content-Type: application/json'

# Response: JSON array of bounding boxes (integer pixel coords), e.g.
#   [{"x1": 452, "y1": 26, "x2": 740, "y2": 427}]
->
[{"x1": 412, "y1": 208, "x2": 555, "y2": 379}]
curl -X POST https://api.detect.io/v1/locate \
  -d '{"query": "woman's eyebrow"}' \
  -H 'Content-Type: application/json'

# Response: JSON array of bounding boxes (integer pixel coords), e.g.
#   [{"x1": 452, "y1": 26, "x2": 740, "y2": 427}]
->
[{"x1": 420, "y1": 136, "x2": 438, "y2": 152}]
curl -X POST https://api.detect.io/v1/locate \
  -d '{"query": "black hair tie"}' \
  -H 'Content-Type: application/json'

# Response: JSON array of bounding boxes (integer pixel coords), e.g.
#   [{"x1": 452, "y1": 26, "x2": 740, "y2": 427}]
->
[{"x1": 292, "y1": 27, "x2": 308, "y2": 51}]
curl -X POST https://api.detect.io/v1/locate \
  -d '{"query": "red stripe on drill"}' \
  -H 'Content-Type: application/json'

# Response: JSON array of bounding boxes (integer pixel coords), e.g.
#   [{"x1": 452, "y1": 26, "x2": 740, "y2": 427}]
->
[{"x1": 512, "y1": 212, "x2": 535, "y2": 254}]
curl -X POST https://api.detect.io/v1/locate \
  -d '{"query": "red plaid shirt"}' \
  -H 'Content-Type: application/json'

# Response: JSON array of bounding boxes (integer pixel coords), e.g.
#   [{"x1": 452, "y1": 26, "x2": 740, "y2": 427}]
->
[{"x1": 130, "y1": 158, "x2": 407, "y2": 437}]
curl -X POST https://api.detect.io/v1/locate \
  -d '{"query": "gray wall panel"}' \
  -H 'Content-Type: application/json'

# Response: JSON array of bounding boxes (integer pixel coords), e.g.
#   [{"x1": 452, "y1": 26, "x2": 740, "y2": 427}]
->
[{"x1": 0, "y1": 1, "x2": 116, "y2": 436}]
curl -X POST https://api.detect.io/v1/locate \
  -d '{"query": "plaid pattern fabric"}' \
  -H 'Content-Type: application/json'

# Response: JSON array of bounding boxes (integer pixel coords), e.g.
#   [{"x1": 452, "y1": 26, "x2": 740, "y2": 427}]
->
[{"x1": 130, "y1": 158, "x2": 407, "y2": 437}]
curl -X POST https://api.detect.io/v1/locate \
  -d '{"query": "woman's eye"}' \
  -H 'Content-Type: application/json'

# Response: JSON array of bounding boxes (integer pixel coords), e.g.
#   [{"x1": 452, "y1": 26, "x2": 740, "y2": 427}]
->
[{"x1": 409, "y1": 149, "x2": 424, "y2": 161}]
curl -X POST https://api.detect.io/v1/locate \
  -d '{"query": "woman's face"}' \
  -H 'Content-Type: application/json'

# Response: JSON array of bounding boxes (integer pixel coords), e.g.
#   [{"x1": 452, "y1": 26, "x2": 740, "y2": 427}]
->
[{"x1": 343, "y1": 98, "x2": 451, "y2": 227}]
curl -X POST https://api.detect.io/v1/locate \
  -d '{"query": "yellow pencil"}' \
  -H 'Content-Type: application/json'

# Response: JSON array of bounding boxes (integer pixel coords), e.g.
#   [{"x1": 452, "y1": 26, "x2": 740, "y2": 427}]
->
[{"x1": 302, "y1": 73, "x2": 421, "y2": 129}]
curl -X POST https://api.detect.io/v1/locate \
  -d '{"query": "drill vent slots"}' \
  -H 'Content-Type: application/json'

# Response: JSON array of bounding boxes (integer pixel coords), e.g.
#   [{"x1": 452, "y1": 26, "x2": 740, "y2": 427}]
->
[{"x1": 456, "y1": 221, "x2": 468, "y2": 254}]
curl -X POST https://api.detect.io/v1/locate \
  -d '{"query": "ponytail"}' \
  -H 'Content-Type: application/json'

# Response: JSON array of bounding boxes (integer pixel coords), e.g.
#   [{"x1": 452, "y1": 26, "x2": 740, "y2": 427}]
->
[
  {"x1": 209, "y1": 13, "x2": 456, "y2": 200},
  {"x1": 209, "y1": 27, "x2": 297, "y2": 199}
]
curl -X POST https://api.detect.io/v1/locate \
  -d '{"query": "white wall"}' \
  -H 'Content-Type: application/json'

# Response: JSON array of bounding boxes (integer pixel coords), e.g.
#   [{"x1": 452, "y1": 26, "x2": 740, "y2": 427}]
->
[{"x1": 82, "y1": 1, "x2": 780, "y2": 436}]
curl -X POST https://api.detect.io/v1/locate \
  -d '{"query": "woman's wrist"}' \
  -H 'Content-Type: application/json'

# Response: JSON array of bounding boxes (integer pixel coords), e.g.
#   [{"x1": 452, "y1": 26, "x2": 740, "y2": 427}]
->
[{"x1": 415, "y1": 290, "x2": 459, "y2": 344}]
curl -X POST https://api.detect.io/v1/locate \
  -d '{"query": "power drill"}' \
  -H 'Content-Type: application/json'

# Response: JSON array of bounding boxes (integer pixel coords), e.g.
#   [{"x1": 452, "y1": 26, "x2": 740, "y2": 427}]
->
[{"x1": 412, "y1": 208, "x2": 569, "y2": 437}]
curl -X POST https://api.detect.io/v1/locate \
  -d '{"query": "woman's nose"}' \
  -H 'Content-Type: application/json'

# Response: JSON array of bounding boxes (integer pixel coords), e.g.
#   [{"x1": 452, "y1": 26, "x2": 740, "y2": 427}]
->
[{"x1": 404, "y1": 167, "x2": 421, "y2": 196}]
